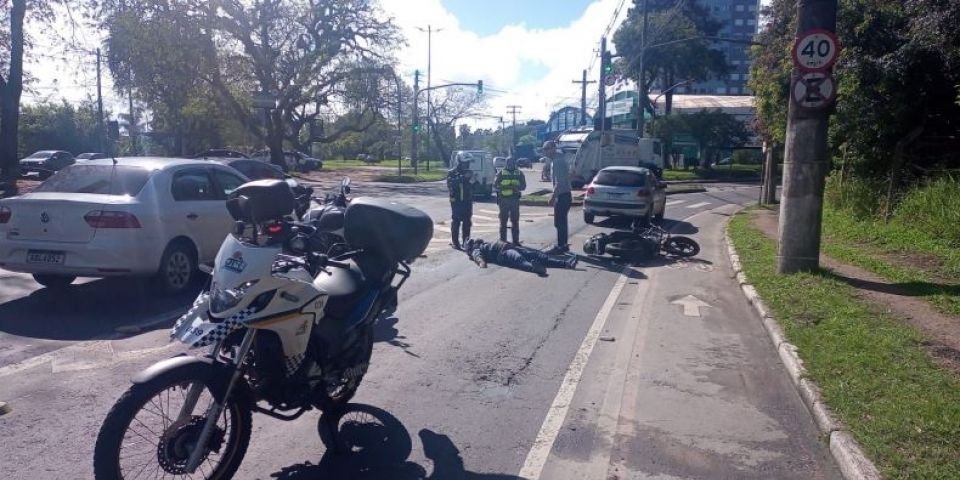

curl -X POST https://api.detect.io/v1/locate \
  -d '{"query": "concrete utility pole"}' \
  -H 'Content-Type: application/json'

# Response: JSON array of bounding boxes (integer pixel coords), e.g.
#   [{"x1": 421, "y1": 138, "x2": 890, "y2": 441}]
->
[
  {"x1": 418, "y1": 25, "x2": 443, "y2": 170},
  {"x1": 637, "y1": 0, "x2": 649, "y2": 138},
  {"x1": 506, "y1": 105, "x2": 521, "y2": 151},
  {"x1": 572, "y1": 69, "x2": 596, "y2": 126},
  {"x1": 412, "y1": 69, "x2": 420, "y2": 175},
  {"x1": 777, "y1": 0, "x2": 839, "y2": 273},
  {"x1": 96, "y1": 48, "x2": 105, "y2": 153},
  {"x1": 598, "y1": 36, "x2": 608, "y2": 132},
  {"x1": 127, "y1": 88, "x2": 138, "y2": 155},
  {"x1": 762, "y1": 142, "x2": 778, "y2": 204}
]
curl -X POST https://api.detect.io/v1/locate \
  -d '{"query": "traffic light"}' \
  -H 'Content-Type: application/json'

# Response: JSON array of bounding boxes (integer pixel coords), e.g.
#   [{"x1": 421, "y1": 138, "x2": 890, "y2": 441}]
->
[
  {"x1": 412, "y1": 123, "x2": 421, "y2": 133},
  {"x1": 602, "y1": 50, "x2": 613, "y2": 75},
  {"x1": 477, "y1": 80, "x2": 484, "y2": 96}
]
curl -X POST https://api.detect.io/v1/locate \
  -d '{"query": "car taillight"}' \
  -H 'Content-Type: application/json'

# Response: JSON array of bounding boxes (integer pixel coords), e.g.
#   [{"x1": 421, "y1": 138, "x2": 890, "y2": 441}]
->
[
  {"x1": 0, "y1": 206, "x2": 10, "y2": 224},
  {"x1": 586, "y1": 186, "x2": 595, "y2": 195},
  {"x1": 84, "y1": 210, "x2": 141, "y2": 228}
]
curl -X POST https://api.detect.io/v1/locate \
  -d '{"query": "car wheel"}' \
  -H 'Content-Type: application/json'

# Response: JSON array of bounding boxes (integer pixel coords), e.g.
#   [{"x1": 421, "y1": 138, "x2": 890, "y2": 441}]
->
[
  {"x1": 584, "y1": 211, "x2": 595, "y2": 224},
  {"x1": 155, "y1": 241, "x2": 197, "y2": 294},
  {"x1": 32, "y1": 274, "x2": 76, "y2": 289},
  {"x1": 654, "y1": 204, "x2": 665, "y2": 222}
]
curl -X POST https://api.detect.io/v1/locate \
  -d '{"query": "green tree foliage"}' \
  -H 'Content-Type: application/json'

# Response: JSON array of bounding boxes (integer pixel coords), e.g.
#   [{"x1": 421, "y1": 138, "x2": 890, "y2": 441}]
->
[
  {"x1": 614, "y1": 0, "x2": 727, "y2": 116},
  {"x1": 17, "y1": 100, "x2": 101, "y2": 156},
  {"x1": 750, "y1": 0, "x2": 960, "y2": 183},
  {"x1": 651, "y1": 109, "x2": 751, "y2": 166},
  {"x1": 97, "y1": 0, "x2": 401, "y2": 167}
]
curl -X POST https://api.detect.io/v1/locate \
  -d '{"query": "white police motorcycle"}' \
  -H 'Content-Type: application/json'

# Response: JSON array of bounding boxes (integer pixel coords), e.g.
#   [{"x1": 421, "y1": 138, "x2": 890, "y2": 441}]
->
[{"x1": 93, "y1": 180, "x2": 432, "y2": 479}]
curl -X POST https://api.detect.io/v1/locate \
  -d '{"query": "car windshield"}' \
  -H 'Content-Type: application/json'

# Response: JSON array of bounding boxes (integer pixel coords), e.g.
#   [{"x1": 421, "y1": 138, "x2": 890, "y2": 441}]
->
[
  {"x1": 25, "y1": 151, "x2": 55, "y2": 159},
  {"x1": 595, "y1": 170, "x2": 646, "y2": 187},
  {"x1": 34, "y1": 165, "x2": 152, "y2": 196}
]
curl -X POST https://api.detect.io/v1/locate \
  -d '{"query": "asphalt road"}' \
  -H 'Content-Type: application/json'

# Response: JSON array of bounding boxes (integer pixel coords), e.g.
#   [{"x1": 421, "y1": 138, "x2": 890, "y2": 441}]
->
[{"x1": 0, "y1": 169, "x2": 835, "y2": 479}]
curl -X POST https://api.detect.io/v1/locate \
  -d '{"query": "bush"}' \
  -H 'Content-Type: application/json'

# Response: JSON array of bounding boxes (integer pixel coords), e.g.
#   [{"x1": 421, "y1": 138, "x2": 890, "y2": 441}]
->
[
  {"x1": 893, "y1": 177, "x2": 960, "y2": 247},
  {"x1": 824, "y1": 175, "x2": 888, "y2": 220}
]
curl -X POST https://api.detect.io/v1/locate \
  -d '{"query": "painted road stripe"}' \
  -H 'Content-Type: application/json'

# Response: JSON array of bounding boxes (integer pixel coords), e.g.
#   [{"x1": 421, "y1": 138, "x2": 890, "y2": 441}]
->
[
  {"x1": 518, "y1": 269, "x2": 630, "y2": 480},
  {"x1": 665, "y1": 200, "x2": 684, "y2": 206},
  {"x1": 686, "y1": 201, "x2": 710, "y2": 209}
]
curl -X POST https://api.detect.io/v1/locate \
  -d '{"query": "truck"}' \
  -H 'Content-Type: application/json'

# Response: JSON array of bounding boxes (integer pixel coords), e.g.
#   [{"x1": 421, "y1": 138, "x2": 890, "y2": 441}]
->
[
  {"x1": 450, "y1": 150, "x2": 496, "y2": 198},
  {"x1": 569, "y1": 130, "x2": 662, "y2": 189}
]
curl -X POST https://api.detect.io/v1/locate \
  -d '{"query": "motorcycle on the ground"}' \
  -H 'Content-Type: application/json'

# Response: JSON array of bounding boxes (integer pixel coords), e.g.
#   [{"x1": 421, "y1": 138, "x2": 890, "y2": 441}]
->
[
  {"x1": 583, "y1": 223, "x2": 700, "y2": 260},
  {"x1": 93, "y1": 179, "x2": 432, "y2": 479}
]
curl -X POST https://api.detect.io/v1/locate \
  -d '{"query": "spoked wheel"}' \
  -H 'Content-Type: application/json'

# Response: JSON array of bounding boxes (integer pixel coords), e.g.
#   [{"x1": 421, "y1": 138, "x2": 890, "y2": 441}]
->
[
  {"x1": 317, "y1": 325, "x2": 374, "y2": 411},
  {"x1": 605, "y1": 239, "x2": 655, "y2": 259},
  {"x1": 93, "y1": 364, "x2": 251, "y2": 480},
  {"x1": 663, "y1": 236, "x2": 700, "y2": 257},
  {"x1": 317, "y1": 404, "x2": 412, "y2": 463}
]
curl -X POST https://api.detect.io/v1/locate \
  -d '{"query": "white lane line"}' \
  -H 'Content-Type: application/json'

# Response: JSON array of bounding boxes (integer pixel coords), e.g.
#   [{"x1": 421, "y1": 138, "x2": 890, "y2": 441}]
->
[
  {"x1": 518, "y1": 269, "x2": 631, "y2": 480},
  {"x1": 479, "y1": 209, "x2": 499, "y2": 215},
  {"x1": 685, "y1": 201, "x2": 710, "y2": 209},
  {"x1": 665, "y1": 200, "x2": 684, "y2": 206}
]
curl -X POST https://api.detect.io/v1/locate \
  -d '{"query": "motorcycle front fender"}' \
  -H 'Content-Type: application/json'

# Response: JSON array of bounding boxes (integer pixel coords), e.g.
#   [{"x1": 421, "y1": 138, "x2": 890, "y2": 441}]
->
[{"x1": 130, "y1": 354, "x2": 253, "y2": 406}]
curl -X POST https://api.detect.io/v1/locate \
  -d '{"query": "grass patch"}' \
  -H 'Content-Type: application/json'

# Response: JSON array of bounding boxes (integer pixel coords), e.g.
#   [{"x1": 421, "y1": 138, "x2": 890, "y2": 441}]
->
[
  {"x1": 324, "y1": 158, "x2": 403, "y2": 169},
  {"x1": 662, "y1": 164, "x2": 763, "y2": 182},
  {"x1": 821, "y1": 207, "x2": 960, "y2": 316},
  {"x1": 370, "y1": 169, "x2": 447, "y2": 183},
  {"x1": 729, "y1": 211, "x2": 960, "y2": 479}
]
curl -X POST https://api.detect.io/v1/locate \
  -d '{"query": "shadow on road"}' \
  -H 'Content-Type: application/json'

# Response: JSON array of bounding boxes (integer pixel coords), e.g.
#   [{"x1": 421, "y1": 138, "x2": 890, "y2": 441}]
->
[
  {"x1": 270, "y1": 403, "x2": 520, "y2": 479},
  {"x1": 0, "y1": 276, "x2": 200, "y2": 341},
  {"x1": 374, "y1": 316, "x2": 420, "y2": 358}
]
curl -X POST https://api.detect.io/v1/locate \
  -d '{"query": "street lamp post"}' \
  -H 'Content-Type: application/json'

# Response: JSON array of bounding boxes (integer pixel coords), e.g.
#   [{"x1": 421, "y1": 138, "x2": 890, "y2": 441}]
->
[{"x1": 417, "y1": 25, "x2": 443, "y2": 170}]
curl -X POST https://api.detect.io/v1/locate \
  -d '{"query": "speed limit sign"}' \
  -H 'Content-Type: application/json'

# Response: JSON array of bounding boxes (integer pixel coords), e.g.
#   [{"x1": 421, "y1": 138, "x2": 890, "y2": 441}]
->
[{"x1": 792, "y1": 29, "x2": 840, "y2": 72}]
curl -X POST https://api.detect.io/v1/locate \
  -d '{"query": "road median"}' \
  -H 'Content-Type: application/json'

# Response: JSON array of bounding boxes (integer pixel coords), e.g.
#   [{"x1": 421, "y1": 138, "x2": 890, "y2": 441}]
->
[{"x1": 726, "y1": 209, "x2": 960, "y2": 479}]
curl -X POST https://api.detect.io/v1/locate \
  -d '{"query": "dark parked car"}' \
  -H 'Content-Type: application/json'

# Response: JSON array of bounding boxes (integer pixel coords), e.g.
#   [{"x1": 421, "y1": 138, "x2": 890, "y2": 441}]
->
[
  {"x1": 252, "y1": 150, "x2": 322, "y2": 172},
  {"x1": 211, "y1": 158, "x2": 314, "y2": 217},
  {"x1": 516, "y1": 157, "x2": 532, "y2": 168},
  {"x1": 191, "y1": 149, "x2": 249, "y2": 159},
  {"x1": 19, "y1": 150, "x2": 75, "y2": 179},
  {"x1": 76, "y1": 152, "x2": 109, "y2": 161}
]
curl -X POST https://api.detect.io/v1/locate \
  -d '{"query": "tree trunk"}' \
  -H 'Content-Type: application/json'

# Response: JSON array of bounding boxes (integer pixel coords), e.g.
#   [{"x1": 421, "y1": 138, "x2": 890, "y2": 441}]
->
[
  {"x1": 665, "y1": 69, "x2": 675, "y2": 115},
  {"x1": 267, "y1": 109, "x2": 286, "y2": 169},
  {"x1": 0, "y1": 0, "x2": 27, "y2": 197},
  {"x1": 762, "y1": 143, "x2": 778, "y2": 204},
  {"x1": 884, "y1": 126, "x2": 924, "y2": 221}
]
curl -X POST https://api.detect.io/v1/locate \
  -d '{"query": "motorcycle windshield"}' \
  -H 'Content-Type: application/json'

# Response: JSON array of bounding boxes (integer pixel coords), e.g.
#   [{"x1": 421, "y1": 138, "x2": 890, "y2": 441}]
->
[{"x1": 213, "y1": 234, "x2": 281, "y2": 291}]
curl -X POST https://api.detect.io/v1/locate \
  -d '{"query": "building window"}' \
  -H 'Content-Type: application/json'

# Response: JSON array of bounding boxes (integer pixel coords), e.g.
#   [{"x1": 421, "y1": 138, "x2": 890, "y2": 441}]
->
[
  {"x1": 736, "y1": 4, "x2": 745, "y2": 11},
  {"x1": 749, "y1": 4, "x2": 757, "y2": 11},
  {"x1": 747, "y1": 19, "x2": 756, "y2": 25},
  {"x1": 730, "y1": 73, "x2": 740, "y2": 81},
  {"x1": 717, "y1": 87, "x2": 727, "y2": 94}
]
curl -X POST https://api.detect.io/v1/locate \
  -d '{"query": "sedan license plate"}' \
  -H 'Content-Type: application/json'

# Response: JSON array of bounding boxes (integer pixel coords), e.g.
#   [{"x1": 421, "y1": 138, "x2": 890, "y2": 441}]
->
[{"x1": 26, "y1": 250, "x2": 65, "y2": 265}]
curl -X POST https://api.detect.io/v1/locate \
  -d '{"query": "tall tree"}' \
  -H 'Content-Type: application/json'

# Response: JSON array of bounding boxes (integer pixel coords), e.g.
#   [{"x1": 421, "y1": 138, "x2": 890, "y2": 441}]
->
[
  {"x1": 426, "y1": 87, "x2": 486, "y2": 165},
  {"x1": 614, "y1": 0, "x2": 727, "y2": 119},
  {"x1": 0, "y1": 0, "x2": 27, "y2": 195},
  {"x1": 98, "y1": 0, "x2": 401, "y2": 167}
]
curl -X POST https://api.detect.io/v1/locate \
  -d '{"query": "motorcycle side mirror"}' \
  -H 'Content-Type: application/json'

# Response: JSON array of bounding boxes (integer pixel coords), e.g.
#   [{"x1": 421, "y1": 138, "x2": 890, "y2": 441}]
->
[
  {"x1": 341, "y1": 177, "x2": 351, "y2": 188},
  {"x1": 343, "y1": 185, "x2": 351, "y2": 194},
  {"x1": 234, "y1": 221, "x2": 245, "y2": 235}
]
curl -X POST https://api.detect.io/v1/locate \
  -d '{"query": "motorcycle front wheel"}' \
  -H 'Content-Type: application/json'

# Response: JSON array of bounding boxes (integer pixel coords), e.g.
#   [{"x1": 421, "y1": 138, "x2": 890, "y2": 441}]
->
[
  {"x1": 93, "y1": 363, "x2": 252, "y2": 480},
  {"x1": 663, "y1": 236, "x2": 700, "y2": 257}
]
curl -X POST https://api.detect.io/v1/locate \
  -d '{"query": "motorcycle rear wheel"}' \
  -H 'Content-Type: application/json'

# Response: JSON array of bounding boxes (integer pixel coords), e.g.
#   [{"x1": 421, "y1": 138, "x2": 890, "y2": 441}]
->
[{"x1": 93, "y1": 364, "x2": 252, "y2": 480}]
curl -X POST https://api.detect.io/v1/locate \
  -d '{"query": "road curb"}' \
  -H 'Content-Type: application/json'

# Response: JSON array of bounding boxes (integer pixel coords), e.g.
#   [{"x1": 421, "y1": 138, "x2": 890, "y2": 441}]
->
[
  {"x1": 723, "y1": 229, "x2": 882, "y2": 480},
  {"x1": 114, "y1": 307, "x2": 186, "y2": 335}
]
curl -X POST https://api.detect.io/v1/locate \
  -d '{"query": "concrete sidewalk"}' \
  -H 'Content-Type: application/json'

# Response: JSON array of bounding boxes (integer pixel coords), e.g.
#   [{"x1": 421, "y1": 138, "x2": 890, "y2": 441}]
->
[{"x1": 528, "y1": 203, "x2": 841, "y2": 479}]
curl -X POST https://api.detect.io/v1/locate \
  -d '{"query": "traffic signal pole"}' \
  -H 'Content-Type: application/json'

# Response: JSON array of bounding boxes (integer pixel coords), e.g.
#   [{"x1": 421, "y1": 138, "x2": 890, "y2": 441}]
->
[
  {"x1": 637, "y1": 0, "x2": 649, "y2": 138},
  {"x1": 777, "y1": 0, "x2": 839, "y2": 273},
  {"x1": 598, "y1": 37, "x2": 608, "y2": 132},
  {"x1": 412, "y1": 70, "x2": 419, "y2": 175}
]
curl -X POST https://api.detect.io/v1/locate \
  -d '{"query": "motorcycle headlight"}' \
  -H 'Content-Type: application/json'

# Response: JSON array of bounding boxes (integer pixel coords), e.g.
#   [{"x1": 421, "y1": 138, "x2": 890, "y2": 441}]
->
[{"x1": 210, "y1": 279, "x2": 259, "y2": 314}]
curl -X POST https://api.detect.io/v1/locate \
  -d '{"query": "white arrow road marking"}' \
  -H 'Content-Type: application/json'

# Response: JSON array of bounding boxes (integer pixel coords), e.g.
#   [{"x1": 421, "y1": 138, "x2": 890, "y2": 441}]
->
[
  {"x1": 665, "y1": 200, "x2": 684, "y2": 206},
  {"x1": 686, "y1": 202, "x2": 711, "y2": 209},
  {"x1": 671, "y1": 295, "x2": 712, "y2": 317}
]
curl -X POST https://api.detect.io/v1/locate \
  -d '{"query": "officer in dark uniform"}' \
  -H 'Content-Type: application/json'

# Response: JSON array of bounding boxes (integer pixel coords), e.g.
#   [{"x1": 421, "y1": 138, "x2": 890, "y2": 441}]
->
[
  {"x1": 463, "y1": 238, "x2": 577, "y2": 276},
  {"x1": 447, "y1": 157, "x2": 475, "y2": 250},
  {"x1": 494, "y1": 156, "x2": 526, "y2": 244}
]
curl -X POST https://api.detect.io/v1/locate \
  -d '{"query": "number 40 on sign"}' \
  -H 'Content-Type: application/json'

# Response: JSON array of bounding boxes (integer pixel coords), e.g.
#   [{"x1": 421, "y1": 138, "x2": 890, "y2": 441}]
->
[{"x1": 792, "y1": 29, "x2": 840, "y2": 72}]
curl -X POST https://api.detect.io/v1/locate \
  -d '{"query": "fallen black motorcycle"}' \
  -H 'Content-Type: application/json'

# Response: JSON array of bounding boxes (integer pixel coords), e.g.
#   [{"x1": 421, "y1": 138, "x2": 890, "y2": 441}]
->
[{"x1": 583, "y1": 223, "x2": 700, "y2": 260}]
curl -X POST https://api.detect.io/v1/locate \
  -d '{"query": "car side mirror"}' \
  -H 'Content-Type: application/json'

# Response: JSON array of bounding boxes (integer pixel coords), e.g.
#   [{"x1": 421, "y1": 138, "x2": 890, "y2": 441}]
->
[{"x1": 657, "y1": 181, "x2": 667, "y2": 190}]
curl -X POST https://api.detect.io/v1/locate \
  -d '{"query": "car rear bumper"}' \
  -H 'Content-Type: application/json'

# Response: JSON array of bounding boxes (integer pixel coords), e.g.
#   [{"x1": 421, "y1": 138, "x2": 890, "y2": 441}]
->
[
  {"x1": 584, "y1": 199, "x2": 647, "y2": 217},
  {"x1": 0, "y1": 238, "x2": 160, "y2": 276}
]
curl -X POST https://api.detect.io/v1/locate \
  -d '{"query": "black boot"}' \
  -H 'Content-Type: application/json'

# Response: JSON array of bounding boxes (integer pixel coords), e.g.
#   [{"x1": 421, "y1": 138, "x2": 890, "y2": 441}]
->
[{"x1": 451, "y1": 221, "x2": 461, "y2": 249}]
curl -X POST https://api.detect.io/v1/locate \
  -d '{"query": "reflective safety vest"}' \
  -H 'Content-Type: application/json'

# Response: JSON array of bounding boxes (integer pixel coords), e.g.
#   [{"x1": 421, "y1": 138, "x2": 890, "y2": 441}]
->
[{"x1": 497, "y1": 169, "x2": 523, "y2": 199}]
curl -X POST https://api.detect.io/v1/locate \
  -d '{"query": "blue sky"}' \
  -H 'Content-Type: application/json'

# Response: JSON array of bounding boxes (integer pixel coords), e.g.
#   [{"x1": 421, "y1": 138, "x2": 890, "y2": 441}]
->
[{"x1": 442, "y1": 0, "x2": 595, "y2": 36}]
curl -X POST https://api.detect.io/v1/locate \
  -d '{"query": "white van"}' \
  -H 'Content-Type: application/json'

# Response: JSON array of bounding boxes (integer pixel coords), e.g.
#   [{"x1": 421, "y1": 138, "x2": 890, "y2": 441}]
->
[
  {"x1": 569, "y1": 130, "x2": 662, "y2": 188},
  {"x1": 451, "y1": 150, "x2": 496, "y2": 198}
]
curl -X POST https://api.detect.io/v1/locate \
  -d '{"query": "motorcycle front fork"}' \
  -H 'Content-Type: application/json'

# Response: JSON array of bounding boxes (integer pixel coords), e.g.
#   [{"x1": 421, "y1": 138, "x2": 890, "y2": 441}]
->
[{"x1": 178, "y1": 328, "x2": 257, "y2": 473}]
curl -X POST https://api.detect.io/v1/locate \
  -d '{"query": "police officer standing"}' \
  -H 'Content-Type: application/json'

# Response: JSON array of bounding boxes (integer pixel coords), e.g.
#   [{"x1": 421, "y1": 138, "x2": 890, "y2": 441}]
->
[
  {"x1": 494, "y1": 156, "x2": 526, "y2": 244},
  {"x1": 447, "y1": 157, "x2": 475, "y2": 250}
]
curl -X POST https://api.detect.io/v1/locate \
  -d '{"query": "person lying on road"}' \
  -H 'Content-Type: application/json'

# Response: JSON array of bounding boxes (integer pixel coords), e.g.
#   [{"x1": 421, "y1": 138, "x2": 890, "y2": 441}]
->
[{"x1": 463, "y1": 238, "x2": 577, "y2": 277}]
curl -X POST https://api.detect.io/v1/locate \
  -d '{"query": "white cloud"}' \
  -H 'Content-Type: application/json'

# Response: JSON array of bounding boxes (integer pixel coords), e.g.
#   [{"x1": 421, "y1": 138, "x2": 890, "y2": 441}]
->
[
  {"x1": 380, "y1": 0, "x2": 629, "y2": 129},
  {"x1": 23, "y1": 0, "x2": 631, "y2": 130}
]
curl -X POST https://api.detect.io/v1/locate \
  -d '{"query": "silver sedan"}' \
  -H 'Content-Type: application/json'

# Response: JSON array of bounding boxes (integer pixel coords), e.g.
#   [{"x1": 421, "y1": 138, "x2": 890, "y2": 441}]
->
[{"x1": 582, "y1": 166, "x2": 666, "y2": 225}]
